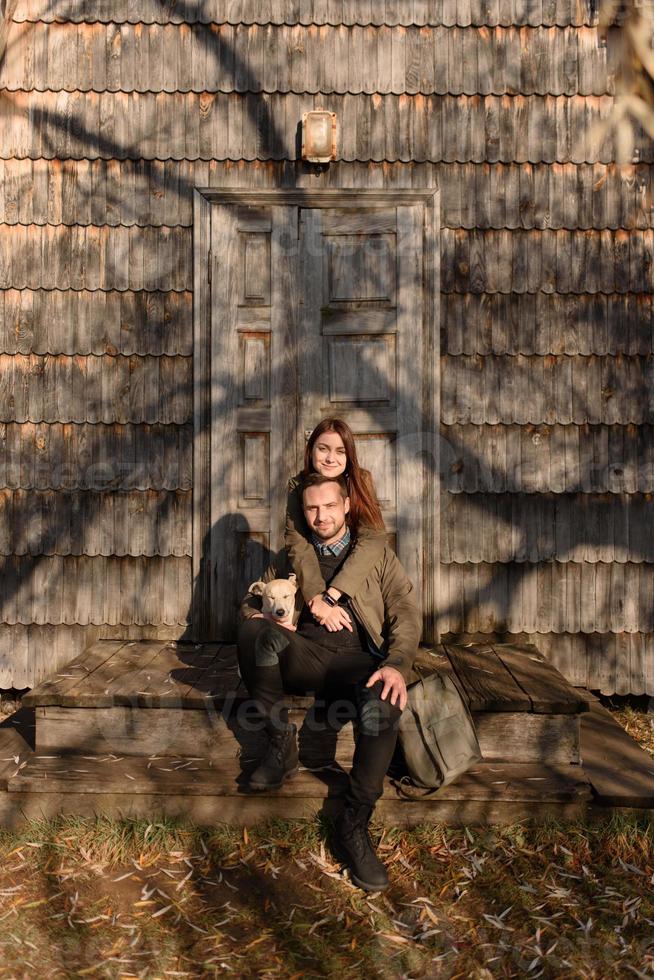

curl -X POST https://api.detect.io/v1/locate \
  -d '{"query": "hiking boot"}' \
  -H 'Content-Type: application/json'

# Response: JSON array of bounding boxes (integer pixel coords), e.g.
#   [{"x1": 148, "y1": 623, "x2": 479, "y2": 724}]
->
[
  {"x1": 248, "y1": 723, "x2": 299, "y2": 790},
  {"x1": 333, "y1": 802, "x2": 389, "y2": 892}
]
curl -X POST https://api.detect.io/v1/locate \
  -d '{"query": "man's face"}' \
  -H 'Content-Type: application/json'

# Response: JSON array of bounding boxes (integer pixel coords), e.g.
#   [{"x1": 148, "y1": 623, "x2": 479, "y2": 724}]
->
[{"x1": 302, "y1": 482, "x2": 350, "y2": 545}]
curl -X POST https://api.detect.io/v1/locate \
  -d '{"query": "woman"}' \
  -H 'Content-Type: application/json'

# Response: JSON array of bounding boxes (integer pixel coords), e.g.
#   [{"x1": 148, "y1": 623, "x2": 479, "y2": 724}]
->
[{"x1": 285, "y1": 417, "x2": 387, "y2": 629}]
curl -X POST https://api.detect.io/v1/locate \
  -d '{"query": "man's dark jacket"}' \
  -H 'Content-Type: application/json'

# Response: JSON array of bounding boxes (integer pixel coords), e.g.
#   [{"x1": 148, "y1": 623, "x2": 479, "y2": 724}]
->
[{"x1": 240, "y1": 545, "x2": 422, "y2": 682}]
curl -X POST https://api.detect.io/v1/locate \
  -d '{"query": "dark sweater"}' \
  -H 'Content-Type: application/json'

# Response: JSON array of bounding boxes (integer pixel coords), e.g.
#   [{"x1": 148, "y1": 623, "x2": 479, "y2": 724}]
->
[{"x1": 296, "y1": 547, "x2": 370, "y2": 654}]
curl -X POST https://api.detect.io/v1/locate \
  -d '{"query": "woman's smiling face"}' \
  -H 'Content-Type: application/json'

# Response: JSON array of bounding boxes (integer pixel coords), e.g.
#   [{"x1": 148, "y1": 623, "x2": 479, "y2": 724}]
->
[{"x1": 311, "y1": 430, "x2": 347, "y2": 477}]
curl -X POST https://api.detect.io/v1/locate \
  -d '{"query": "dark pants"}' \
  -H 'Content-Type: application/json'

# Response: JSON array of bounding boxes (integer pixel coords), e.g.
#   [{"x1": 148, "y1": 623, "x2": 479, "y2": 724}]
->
[{"x1": 236, "y1": 617, "x2": 403, "y2": 807}]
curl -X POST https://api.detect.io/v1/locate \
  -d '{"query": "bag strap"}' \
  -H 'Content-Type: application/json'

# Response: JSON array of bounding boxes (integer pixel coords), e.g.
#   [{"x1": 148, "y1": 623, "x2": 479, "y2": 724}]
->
[
  {"x1": 413, "y1": 658, "x2": 473, "y2": 714},
  {"x1": 410, "y1": 660, "x2": 439, "y2": 693},
  {"x1": 390, "y1": 776, "x2": 444, "y2": 800}
]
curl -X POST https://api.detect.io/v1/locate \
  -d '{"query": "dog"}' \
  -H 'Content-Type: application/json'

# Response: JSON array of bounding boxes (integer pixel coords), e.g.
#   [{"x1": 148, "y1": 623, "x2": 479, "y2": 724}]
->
[{"x1": 248, "y1": 573, "x2": 298, "y2": 631}]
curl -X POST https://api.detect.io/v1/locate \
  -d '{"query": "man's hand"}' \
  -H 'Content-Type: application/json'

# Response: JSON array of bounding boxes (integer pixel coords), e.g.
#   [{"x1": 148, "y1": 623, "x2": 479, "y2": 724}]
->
[
  {"x1": 366, "y1": 666, "x2": 407, "y2": 710},
  {"x1": 321, "y1": 605, "x2": 354, "y2": 632},
  {"x1": 308, "y1": 595, "x2": 353, "y2": 632}
]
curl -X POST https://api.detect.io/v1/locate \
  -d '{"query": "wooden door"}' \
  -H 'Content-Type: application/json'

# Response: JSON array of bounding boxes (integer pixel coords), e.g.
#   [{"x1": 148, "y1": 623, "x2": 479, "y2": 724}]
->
[{"x1": 195, "y1": 190, "x2": 439, "y2": 640}]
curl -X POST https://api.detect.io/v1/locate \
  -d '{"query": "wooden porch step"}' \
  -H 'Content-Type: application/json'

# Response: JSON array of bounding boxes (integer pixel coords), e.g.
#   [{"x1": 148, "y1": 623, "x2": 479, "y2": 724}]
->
[
  {"x1": 3, "y1": 753, "x2": 592, "y2": 827},
  {"x1": 24, "y1": 639, "x2": 588, "y2": 767},
  {"x1": 33, "y1": 702, "x2": 582, "y2": 766},
  {"x1": 580, "y1": 702, "x2": 654, "y2": 808}
]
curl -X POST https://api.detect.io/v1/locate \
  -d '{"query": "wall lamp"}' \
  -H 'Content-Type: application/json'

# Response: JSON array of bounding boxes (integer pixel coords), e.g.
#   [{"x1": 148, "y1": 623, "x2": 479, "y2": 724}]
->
[{"x1": 302, "y1": 110, "x2": 338, "y2": 163}]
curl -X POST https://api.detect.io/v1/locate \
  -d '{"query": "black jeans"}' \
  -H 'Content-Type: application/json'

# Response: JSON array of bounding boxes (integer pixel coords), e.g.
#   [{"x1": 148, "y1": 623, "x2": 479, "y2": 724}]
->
[{"x1": 236, "y1": 617, "x2": 403, "y2": 807}]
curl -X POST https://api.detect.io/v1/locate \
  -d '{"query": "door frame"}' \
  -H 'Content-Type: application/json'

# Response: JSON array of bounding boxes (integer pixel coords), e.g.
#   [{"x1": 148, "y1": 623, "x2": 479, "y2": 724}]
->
[{"x1": 192, "y1": 188, "x2": 441, "y2": 641}]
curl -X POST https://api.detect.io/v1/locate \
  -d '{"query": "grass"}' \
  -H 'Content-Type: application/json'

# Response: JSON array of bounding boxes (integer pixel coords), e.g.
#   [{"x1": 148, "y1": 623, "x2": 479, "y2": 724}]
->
[
  {"x1": 611, "y1": 704, "x2": 654, "y2": 761},
  {"x1": 0, "y1": 812, "x2": 652, "y2": 978},
  {"x1": 0, "y1": 696, "x2": 652, "y2": 977}
]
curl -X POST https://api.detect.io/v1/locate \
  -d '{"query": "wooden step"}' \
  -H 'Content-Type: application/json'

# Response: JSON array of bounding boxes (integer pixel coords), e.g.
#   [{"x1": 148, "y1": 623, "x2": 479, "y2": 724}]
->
[
  {"x1": 4, "y1": 753, "x2": 592, "y2": 827},
  {"x1": 34, "y1": 701, "x2": 581, "y2": 765}
]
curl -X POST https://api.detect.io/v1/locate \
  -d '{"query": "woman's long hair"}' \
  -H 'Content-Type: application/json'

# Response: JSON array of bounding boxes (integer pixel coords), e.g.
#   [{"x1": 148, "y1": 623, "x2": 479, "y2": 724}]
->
[{"x1": 303, "y1": 418, "x2": 385, "y2": 531}]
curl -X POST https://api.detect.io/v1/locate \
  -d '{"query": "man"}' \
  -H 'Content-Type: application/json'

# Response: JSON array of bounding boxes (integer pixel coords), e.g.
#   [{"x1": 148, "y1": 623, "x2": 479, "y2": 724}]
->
[{"x1": 237, "y1": 472, "x2": 421, "y2": 892}]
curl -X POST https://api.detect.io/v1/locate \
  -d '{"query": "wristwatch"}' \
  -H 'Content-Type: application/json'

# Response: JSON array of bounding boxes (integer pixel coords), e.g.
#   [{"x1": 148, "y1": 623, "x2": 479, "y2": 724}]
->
[{"x1": 322, "y1": 591, "x2": 338, "y2": 607}]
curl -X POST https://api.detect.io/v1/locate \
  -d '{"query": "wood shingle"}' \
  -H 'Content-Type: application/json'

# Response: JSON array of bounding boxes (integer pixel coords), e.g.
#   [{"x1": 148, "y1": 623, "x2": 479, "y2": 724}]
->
[
  {"x1": 0, "y1": 355, "x2": 192, "y2": 423},
  {"x1": 441, "y1": 423, "x2": 654, "y2": 494},
  {"x1": 441, "y1": 355, "x2": 654, "y2": 424},
  {"x1": 0, "y1": 290, "x2": 191, "y2": 355},
  {"x1": 12, "y1": 0, "x2": 599, "y2": 27},
  {"x1": 1, "y1": 161, "x2": 651, "y2": 231},
  {"x1": 0, "y1": 24, "x2": 610, "y2": 97},
  {"x1": 441, "y1": 493, "x2": 654, "y2": 563},
  {"x1": 442, "y1": 229, "x2": 654, "y2": 293},
  {"x1": 0, "y1": 423, "x2": 192, "y2": 491},
  {"x1": 0, "y1": 555, "x2": 191, "y2": 625},
  {"x1": 438, "y1": 561, "x2": 654, "y2": 634},
  {"x1": 0, "y1": 490, "x2": 191, "y2": 556},
  {"x1": 1, "y1": 92, "x2": 622, "y2": 163},
  {"x1": 443, "y1": 294, "x2": 654, "y2": 354},
  {"x1": 0, "y1": 226, "x2": 191, "y2": 290}
]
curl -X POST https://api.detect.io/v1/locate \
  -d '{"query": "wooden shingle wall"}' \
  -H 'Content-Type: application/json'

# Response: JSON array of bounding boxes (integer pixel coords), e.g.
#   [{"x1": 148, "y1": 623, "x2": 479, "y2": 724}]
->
[{"x1": 2, "y1": 0, "x2": 653, "y2": 694}]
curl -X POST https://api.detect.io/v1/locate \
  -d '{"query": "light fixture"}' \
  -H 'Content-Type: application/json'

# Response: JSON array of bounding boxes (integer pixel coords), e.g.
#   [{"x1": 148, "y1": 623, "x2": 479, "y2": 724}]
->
[{"x1": 302, "y1": 110, "x2": 337, "y2": 163}]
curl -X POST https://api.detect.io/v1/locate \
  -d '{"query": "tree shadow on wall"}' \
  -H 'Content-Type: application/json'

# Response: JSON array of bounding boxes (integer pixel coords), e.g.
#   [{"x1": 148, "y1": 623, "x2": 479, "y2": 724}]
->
[{"x1": 179, "y1": 515, "x2": 273, "y2": 646}]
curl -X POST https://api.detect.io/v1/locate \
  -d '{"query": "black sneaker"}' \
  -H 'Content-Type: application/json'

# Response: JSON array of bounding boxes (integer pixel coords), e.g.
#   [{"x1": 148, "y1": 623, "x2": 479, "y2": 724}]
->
[
  {"x1": 248, "y1": 723, "x2": 299, "y2": 791},
  {"x1": 333, "y1": 803, "x2": 390, "y2": 892}
]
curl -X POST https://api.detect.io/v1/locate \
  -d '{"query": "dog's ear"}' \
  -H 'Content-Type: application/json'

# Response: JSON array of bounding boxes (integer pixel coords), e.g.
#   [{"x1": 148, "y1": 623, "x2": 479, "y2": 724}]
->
[
  {"x1": 248, "y1": 580, "x2": 266, "y2": 596},
  {"x1": 287, "y1": 573, "x2": 298, "y2": 589}
]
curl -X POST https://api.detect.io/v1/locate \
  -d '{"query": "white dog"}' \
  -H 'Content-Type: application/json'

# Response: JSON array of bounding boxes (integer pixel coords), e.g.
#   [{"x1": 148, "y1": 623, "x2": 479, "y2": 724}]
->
[{"x1": 248, "y1": 574, "x2": 298, "y2": 631}]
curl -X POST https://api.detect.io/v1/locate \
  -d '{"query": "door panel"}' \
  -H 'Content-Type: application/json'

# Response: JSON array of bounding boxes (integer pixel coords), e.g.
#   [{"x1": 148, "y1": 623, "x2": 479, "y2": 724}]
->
[
  {"x1": 326, "y1": 335, "x2": 396, "y2": 403},
  {"x1": 325, "y1": 235, "x2": 396, "y2": 303},
  {"x1": 207, "y1": 194, "x2": 437, "y2": 638}
]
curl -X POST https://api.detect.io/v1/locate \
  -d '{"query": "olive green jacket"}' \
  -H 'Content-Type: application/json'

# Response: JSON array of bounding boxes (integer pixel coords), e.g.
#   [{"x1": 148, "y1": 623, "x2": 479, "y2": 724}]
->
[
  {"x1": 240, "y1": 545, "x2": 422, "y2": 682},
  {"x1": 285, "y1": 472, "x2": 387, "y2": 603}
]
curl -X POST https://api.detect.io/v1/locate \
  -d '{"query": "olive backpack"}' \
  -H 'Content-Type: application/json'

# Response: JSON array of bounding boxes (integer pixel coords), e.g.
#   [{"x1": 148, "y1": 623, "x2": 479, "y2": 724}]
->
[{"x1": 395, "y1": 661, "x2": 482, "y2": 799}]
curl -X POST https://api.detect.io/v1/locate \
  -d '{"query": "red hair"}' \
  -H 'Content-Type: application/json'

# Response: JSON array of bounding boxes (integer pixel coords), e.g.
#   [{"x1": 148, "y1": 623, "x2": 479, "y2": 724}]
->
[{"x1": 303, "y1": 418, "x2": 385, "y2": 532}]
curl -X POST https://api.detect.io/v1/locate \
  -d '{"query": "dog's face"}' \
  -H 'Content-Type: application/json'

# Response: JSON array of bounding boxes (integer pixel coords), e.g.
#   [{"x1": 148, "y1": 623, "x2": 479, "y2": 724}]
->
[{"x1": 248, "y1": 574, "x2": 298, "y2": 623}]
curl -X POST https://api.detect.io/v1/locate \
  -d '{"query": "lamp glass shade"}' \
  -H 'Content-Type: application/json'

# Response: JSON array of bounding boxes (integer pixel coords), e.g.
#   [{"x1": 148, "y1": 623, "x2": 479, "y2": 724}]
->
[{"x1": 302, "y1": 111, "x2": 336, "y2": 163}]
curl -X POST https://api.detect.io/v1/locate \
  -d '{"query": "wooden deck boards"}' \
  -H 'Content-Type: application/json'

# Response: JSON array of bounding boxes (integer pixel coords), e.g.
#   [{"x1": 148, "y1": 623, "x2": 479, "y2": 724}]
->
[
  {"x1": 22, "y1": 640, "x2": 589, "y2": 713},
  {"x1": 23, "y1": 639, "x2": 127, "y2": 707},
  {"x1": 0, "y1": 789, "x2": 594, "y2": 831},
  {"x1": 2, "y1": 752, "x2": 592, "y2": 827},
  {"x1": 7, "y1": 754, "x2": 589, "y2": 803},
  {"x1": 0, "y1": 708, "x2": 34, "y2": 790},
  {"x1": 0, "y1": 701, "x2": 649, "y2": 826},
  {"x1": 493, "y1": 643, "x2": 587, "y2": 714},
  {"x1": 23, "y1": 641, "x2": 247, "y2": 708},
  {"x1": 442, "y1": 642, "x2": 531, "y2": 711}
]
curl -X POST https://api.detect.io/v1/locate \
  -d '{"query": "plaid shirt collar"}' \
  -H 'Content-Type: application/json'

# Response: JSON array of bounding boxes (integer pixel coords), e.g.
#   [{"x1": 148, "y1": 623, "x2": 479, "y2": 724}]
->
[{"x1": 311, "y1": 526, "x2": 351, "y2": 557}]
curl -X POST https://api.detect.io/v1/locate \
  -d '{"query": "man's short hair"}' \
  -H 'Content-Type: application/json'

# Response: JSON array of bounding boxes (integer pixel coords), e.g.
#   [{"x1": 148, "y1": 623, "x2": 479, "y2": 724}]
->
[{"x1": 301, "y1": 472, "x2": 349, "y2": 500}]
